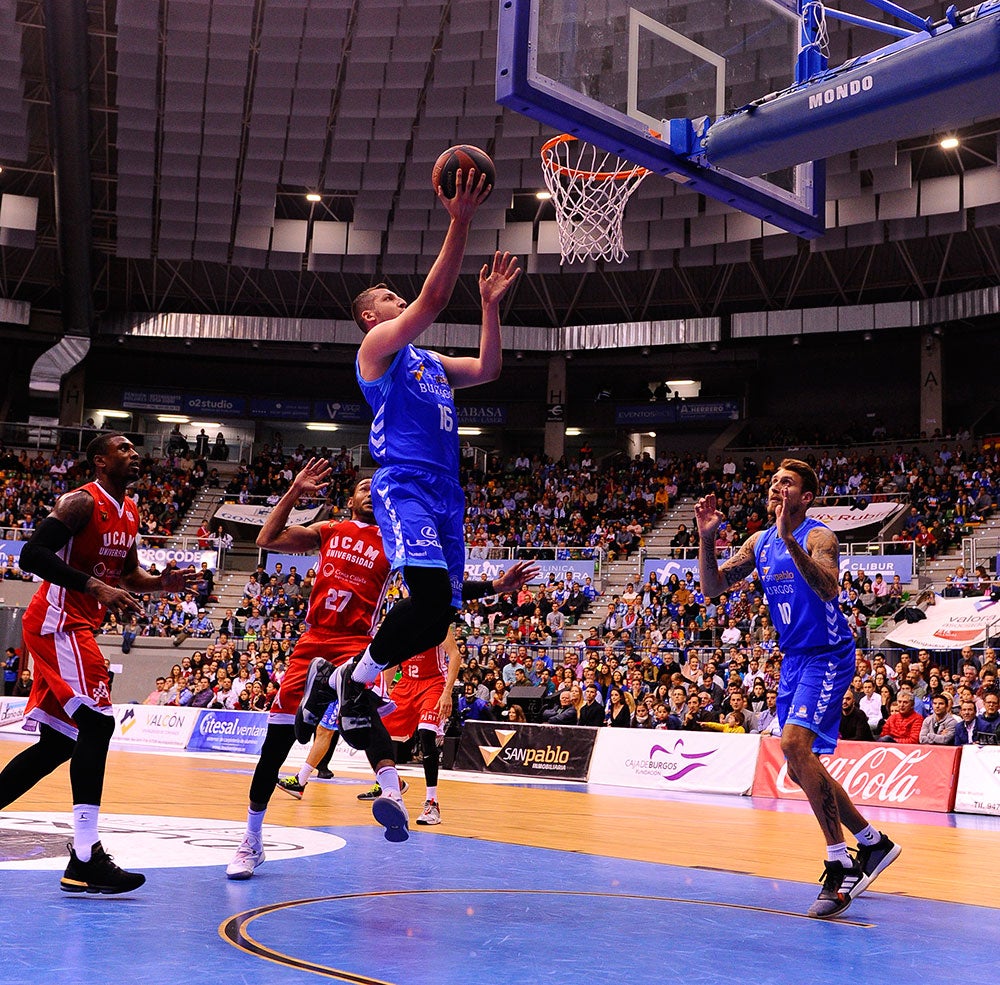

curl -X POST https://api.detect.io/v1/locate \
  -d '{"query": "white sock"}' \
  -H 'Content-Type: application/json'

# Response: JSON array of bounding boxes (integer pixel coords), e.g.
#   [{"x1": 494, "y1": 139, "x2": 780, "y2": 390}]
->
[
  {"x1": 72, "y1": 804, "x2": 100, "y2": 861},
  {"x1": 376, "y1": 766, "x2": 401, "y2": 797},
  {"x1": 826, "y1": 842, "x2": 851, "y2": 866},
  {"x1": 297, "y1": 764, "x2": 316, "y2": 786},
  {"x1": 425, "y1": 785, "x2": 437, "y2": 802},
  {"x1": 856, "y1": 824, "x2": 881, "y2": 847},
  {"x1": 246, "y1": 807, "x2": 265, "y2": 840},
  {"x1": 351, "y1": 646, "x2": 386, "y2": 685}
]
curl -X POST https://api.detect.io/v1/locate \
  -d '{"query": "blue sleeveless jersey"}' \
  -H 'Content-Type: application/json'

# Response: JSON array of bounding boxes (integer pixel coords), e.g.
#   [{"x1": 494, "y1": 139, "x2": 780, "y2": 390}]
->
[
  {"x1": 753, "y1": 517, "x2": 853, "y2": 653},
  {"x1": 356, "y1": 344, "x2": 459, "y2": 477}
]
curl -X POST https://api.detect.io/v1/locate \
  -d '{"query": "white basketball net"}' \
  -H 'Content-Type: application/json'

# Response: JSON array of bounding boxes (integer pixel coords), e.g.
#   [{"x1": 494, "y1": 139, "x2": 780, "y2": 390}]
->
[{"x1": 541, "y1": 135, "x2": 650, "y2": 265}]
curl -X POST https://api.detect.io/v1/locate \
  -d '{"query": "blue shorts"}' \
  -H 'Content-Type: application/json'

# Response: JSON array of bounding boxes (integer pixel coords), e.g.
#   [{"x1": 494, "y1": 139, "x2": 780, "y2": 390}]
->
[
  {"x1": 371, "y1": 465, "x2": 465, "y2": 607},
  {"x1": 319, "y1": 701, "x2": 339, "y2": 732},
  {"x1": 777, "y1": 640, "x2": 855, "y2": 755}
]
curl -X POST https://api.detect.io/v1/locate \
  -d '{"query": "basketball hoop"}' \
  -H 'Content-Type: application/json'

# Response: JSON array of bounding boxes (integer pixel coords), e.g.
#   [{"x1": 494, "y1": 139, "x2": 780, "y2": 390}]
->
[{"x1": 540, "y1": 134, "x2": 650, "y2": 265}]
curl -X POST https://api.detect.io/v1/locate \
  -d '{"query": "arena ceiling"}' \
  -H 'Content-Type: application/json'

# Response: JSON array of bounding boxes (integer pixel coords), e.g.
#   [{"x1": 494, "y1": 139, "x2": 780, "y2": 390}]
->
[{"x1": 1, "y1": 0, "x2": 999, "y2": 335}]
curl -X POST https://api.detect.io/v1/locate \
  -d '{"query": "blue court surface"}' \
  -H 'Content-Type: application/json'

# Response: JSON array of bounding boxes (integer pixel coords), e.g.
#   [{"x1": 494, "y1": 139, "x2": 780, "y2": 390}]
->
[{"x1": 2, "y1": 806, "x2": 997, "y2": 985}]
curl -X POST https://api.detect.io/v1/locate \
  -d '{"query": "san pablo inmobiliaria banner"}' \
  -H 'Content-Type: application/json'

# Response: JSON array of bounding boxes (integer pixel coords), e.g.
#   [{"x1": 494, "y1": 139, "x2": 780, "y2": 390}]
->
[{"x1": 884, "y1": 595, "x2": 1000, "y2": 649}]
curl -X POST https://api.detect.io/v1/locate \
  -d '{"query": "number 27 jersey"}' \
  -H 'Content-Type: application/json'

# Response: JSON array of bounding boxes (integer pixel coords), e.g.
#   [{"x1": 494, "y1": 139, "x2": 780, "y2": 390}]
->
[{"x1": 305, "y1": 519, "x2": 390, "y2": 639}]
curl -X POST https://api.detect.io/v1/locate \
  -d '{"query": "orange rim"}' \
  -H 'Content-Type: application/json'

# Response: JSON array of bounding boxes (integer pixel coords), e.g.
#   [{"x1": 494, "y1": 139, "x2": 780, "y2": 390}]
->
[{"x1": 540, "y1": 133, "x2": 653, "y2": 181}]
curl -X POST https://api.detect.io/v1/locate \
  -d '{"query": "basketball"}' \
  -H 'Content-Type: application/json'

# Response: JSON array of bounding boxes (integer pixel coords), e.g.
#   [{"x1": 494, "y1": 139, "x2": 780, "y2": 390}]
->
[{"x1": 431, "y1": 144, "x2": 495, "y2": 200}]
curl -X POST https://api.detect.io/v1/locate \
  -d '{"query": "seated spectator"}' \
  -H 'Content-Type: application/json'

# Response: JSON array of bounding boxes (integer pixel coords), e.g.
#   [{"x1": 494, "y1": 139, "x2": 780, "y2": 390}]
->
[
  {"x1": 839, "y1": 689, "x2": 874, "y2": 741},
  {"x1": 143, "y1": 677, "x2": 168, "y2": 705},
  {"x1": 12, "y1": 668, "x2": 33, "y2": 697},
  {"x1": 542, "y1": 688, "x2": 579, "y2": 725},
  {"x1": 877, "y1": 691, "x2": 923, "y2": 743},
  {"x1": 954, "y1": 700, "x2": 983, "y2": 745},
  {"x1": 919, "y1": 694, "x2": 957, "y2": 744}
]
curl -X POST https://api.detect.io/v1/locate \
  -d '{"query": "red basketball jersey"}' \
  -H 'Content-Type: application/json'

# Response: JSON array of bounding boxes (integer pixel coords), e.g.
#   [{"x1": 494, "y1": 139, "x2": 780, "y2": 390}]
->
[
  {"x1": 401, "y1": 643, "x2": 449, "y2": 681},
  {"x1": 304, "y1": 519, "x2": 390, "y2": 638},
  {"x1": 23, "y1": 481, "x2": 140, "y2": 634}
]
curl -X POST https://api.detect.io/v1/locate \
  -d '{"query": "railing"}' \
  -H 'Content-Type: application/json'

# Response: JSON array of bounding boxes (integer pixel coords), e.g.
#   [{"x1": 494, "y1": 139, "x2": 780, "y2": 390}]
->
[{"x1": 963, "y1": 533, "x2": 1000, "y2": 575}]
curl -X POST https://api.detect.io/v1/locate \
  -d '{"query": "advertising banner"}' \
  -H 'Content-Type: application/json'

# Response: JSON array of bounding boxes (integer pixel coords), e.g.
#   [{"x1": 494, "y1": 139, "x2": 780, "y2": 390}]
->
[
  {"x1": 0, "y1": 540, "x2": 25, "y2": 569},
  {"x1": 454, "y1": 720, "x2": 597, "y2": 779},
  {"x1": 807, "y1": 501, "x2": 902, "y2": 531},
  {"x1": 213, "y1": 503, "x2": 322, "y2": 527},
  {"x1": 642, "y1": 557, "x2": 700, "y2": 584},
  {"x1": 839, "y1": 554, "x2": 913, "y2": 583},
  {"x1": 0, "y1": 697, "x2": 29, "y2": 732},
  {"x1": 311, "y1": 400, "x2": 371, "y2": 423},
  {"x1": 112, "y1": 705, "x2": 198, "y2": 750},
  {"x1": 457, "y1": 405, "x2": 507, "y2": 426},
  {"x1": 462, "y1": 558, "x2": 596, "y2": 586},
  {"x1": 187, "y1": 709, "x2": 270, "y2": 755},
  {"x1": 752, "y1": 736, "x2": 960, "y2": 812},
  {"x1": 121, "y1": 389, "x2": 184, "y2": 413},
  {"x1": 615, "y1": 399, "x2": 740, "y2": 427},
  {"x1": 249, "y1": 398, "x2": 312, "y2": 420},
  {"x1": 261, "y1": 551, "x2": 319, "y2": 575},
  {"x1": 589, "y1": 729, "x2": 760, "y2": 794},
  {"x1": 955, "y1": 744, "x2": 1000, "y2": 816},
  {"x1": 137, "y1": 546, "x2": 219, "y2": 571},
  {"x1": 181, "y1": 394, "x2": 246, "y2": 418},
  {"x1": 884, "y1": 595, "x2": 1000, "y2": 649}
]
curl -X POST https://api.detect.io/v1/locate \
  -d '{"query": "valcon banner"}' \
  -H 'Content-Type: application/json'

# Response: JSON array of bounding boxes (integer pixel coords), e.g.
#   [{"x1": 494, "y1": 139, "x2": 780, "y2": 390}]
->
[
  {"x1": 454, "y1": 720, "x2": 597, "y2": 779},
  {"x1": 752, "y1": 736, "x2": 960, "y2": 812},
  {"x1": 589, "y1": 729, "x2": 760, "y2": 794},
  {"x1": 884, "y1": 595, "x2": 1000, "y2": 649},
  {"x1": 955, "y1": 745, "x2": 1000, "y2": 816},
  {"x1": 112, "y1": 705, "x2": 198, "y2": 749}
]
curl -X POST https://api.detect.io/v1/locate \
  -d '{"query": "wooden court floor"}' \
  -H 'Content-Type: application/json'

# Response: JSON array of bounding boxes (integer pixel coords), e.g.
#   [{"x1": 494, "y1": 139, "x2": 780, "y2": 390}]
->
[{"x1": 2, "y1": 736, "x2": 999, "y2": 985}]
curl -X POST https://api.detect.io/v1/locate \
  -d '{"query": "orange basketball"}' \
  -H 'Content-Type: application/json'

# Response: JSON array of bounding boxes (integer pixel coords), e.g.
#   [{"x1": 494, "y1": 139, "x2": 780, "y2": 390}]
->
[{"x1": 431, "y1": 144, "x2": 496, "y2": 200}]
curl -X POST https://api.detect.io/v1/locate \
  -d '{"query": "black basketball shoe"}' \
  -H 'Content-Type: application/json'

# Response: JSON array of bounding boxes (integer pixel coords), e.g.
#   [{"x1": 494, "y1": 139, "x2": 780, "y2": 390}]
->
[{"x1": 60, "y1": 842, "x2": 146, "y2": 895}]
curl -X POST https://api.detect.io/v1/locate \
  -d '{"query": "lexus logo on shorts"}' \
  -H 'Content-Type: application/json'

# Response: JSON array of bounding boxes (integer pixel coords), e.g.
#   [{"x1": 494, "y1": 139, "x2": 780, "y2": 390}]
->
[{"x1": 420, "y1": 526, "x2": 436, "y2": 538}]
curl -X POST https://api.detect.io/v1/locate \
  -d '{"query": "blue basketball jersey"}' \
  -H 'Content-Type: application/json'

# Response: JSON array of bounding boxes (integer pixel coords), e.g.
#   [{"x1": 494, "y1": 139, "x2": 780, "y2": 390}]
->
[
  {"x1": 753, "y1": 517, "x2": 853, "y2": 652},
  {"x1": 356, "y1": 344, "x2": 459, "y2": 476}
]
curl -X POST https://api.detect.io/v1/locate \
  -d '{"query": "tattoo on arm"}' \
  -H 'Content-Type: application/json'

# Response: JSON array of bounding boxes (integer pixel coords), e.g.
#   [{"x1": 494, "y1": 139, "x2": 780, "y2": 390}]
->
[
  {"x1": 786, "y1": 528, "x2": 840, "y2": 601},
  {"x1": 50, "y1": 489, "x2": 95, "y2": 535},
  {"x1": 719, "y1": 533, "x2": 760, "y2": 589}
]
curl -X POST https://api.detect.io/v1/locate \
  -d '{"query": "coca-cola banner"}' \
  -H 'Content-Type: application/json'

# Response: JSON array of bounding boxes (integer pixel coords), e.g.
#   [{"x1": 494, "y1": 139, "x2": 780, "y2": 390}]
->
[
  {"x1": 955, "y1": 745, "x2": 1000, "y2": 817},
  {"x1": 884, "y1": 595, "x2": 1000, "y2": 649},
  {"x1": 589, "y1": 729, "x2": 760, "y2": 795},
  {"x1": 807, "y1": 501, "x2": 902, "y2": 531},
  {"x1": 752, "y1": 737, "x2": 960, "y2": 813}
]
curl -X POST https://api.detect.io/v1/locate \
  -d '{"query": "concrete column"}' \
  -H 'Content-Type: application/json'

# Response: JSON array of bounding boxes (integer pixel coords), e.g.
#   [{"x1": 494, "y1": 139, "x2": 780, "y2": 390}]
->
[
  {"x1": 544, "y1": 354, "x2": 567, "y2": 461},
  {"x1": 919, "y1": 331, "x2": 943, "y2": 438}
]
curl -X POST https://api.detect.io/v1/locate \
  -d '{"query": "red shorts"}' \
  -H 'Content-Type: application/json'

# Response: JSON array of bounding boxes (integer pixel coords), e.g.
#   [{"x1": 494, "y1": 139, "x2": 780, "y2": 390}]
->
[
  {"x1": 381, "y1": 674, "x2": 446, "y2": 740},
  {"x1": 22, "y1": 621, "x2": 112, "y2": 739},
  {"x1": 268, "y1": 631, "x2": 370, "y2": 723}
]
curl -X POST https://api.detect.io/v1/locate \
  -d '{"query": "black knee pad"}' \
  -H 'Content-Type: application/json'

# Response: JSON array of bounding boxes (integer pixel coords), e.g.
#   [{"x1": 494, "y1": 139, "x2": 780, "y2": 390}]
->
[
  {"x1": 403, "y1": 565, "x2": 453, "y2": 610},
  {"x1": 72, "y1": 704, "x2": 115, "y2": 742}
]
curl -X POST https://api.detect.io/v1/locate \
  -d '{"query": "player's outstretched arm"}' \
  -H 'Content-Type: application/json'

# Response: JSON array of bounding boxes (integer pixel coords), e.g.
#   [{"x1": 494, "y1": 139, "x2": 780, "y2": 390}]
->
[
  {"x1": 696, "y1": 494, "x2": 756, "y2": 597},
  {"x1": 439, "y1": 251, "x2": 521, "y2": 389},
  {"x1": 255, "y1": 457, "x2": 330, "y2": 552},
  {"x1": 358, "y1": 169, "x2": 490, "y2": 379}
]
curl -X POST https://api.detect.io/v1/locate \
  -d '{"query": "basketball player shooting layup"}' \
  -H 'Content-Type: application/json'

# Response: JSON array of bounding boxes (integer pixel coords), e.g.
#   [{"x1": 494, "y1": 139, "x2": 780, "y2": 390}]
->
[
  {"x1": 298, "y1": 162, "x2": 521, "y2": 754},
  {"x1": 695, "y1": 459, "x2": 900, "y2": 919}
]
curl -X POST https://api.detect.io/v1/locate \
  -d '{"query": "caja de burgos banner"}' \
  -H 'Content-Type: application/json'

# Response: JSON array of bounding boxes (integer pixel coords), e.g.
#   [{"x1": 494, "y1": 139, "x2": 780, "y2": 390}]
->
[{"x1": 752, "y1": 736, "x2": 960, "y2": 812}]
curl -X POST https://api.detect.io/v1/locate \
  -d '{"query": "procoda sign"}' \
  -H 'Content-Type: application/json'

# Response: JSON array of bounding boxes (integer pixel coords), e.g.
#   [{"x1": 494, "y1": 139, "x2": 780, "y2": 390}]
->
[{"x1": 753, "y1": 737, "x2": 960, "y2": 812}]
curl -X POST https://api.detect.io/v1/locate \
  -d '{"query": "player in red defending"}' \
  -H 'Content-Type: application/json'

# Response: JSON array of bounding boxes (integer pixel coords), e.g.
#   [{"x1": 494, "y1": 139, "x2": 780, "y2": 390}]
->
[
  {"x1": 0, "y1": 432, "x2": 196, "y2": 894},
  {"x1": 227, "y1": 461, "x2": 407, "y2": 877}
]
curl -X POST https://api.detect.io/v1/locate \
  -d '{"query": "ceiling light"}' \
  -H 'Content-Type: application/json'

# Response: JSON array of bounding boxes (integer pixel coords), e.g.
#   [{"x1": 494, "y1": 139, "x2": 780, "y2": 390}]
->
[
  {"x1": 939, "y1": 136, "x2": 959, "y2": 150},
  {"x1": 647, "y1": 432, "x2": 656, "y2": 438},
  {"x1": 98, "y1": 409, "x2": 131, "y2": 419},
  {"x1": 0, "y1": 165, "x2": 4, "y2": 175},
  {"x1": 306, "y1": 192, "x2": 322, "y2": 202},
  {"x1": 189, "y1": 421, "x2": 221, "y2": 429},
  {"x1": 666, "y1": 379, "x2": 696, "y2": 387},
  {"x1": 564, "y1": 428, "x2": 582, "y2": 436},
  {"x1": 535, "y1": 190, "x2": 552, "y2": 200},
  {"x1": 306, "y1": 423, "x2": 339, "y2": 431},
  {"x1": 157, "y1": 415, "x2": 190, "y2": 424},
  {"x1": 457, "y1": 427, "x2": 482, "y2": 436}
]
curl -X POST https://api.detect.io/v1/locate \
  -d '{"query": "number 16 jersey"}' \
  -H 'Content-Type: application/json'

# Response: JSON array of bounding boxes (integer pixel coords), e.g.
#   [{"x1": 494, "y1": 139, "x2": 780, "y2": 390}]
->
[{"x1": 357, "y1": 344, "x2": 459, "y2": 477}]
